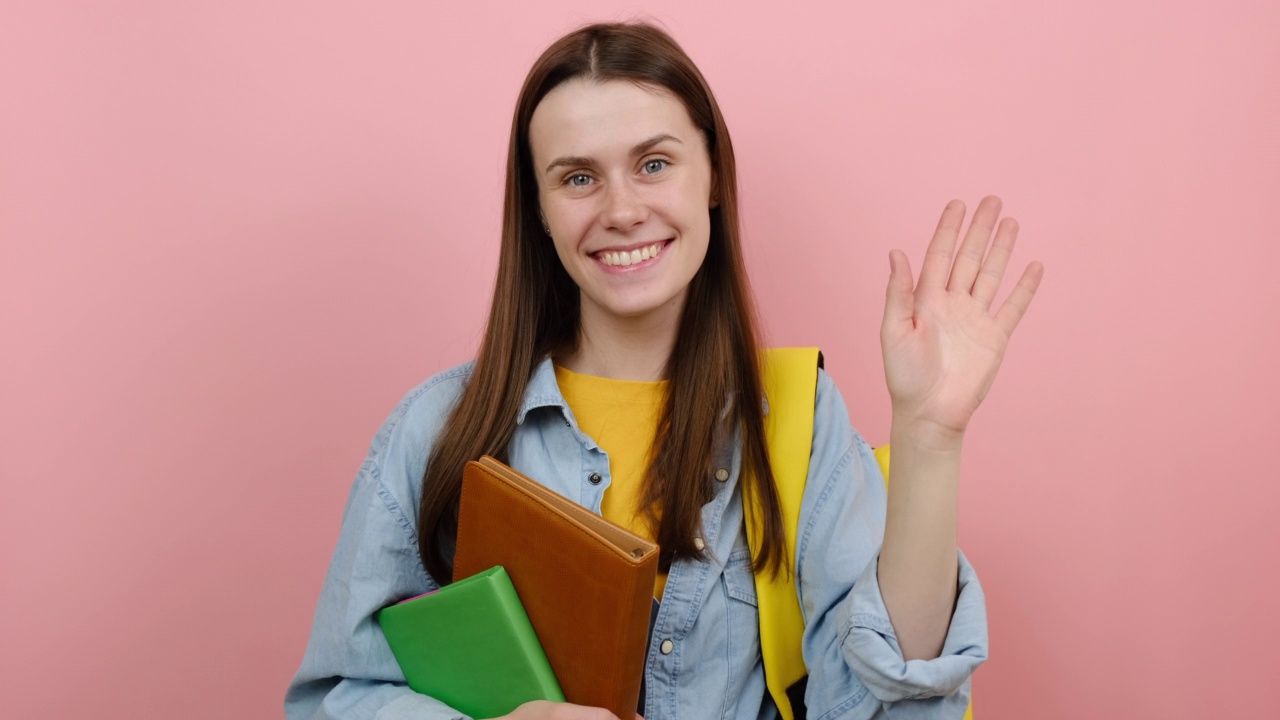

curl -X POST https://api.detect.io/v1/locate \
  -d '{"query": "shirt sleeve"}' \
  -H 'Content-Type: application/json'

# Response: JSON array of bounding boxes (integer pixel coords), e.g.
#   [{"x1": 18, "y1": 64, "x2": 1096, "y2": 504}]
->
[
  {"x1": 795, "y1": 372, "x2": 987, "y2": 717},
  {"x1": 285, "y1": 380, "x2": 474, "y2": 720}
]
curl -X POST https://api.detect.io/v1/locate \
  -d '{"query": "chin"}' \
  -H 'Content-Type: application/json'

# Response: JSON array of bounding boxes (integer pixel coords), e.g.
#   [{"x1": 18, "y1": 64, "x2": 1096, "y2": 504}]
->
[
  {"x1": 595, "y1": 295, "x2": 677, "y2": 321},
  {"x1": 608, "y1": 303, "x2": 666, "y2": 320}
]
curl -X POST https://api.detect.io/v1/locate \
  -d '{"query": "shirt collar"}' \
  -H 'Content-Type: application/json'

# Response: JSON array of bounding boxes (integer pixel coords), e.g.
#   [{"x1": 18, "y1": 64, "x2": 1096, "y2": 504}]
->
[{"x1": 516, "y1": 356, "x2": 570, "y2": 425}]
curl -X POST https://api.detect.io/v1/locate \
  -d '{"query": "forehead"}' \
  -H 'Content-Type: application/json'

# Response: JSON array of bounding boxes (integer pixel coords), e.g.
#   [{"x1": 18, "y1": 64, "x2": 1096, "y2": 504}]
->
[{"x1": 528, "y1": 78, "x2": 700, "y2": 160}]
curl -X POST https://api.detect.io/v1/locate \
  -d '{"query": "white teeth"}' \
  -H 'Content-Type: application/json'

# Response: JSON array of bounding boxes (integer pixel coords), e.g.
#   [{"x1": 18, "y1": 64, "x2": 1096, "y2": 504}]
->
[{"x1": 598, "y1": 241, "x2": 666, "y2": 267}]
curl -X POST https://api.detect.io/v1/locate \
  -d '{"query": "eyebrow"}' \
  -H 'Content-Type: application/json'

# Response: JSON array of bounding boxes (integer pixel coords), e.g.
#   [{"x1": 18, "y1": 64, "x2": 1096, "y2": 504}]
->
[{"x1": 543, "y1": 133, "x2": 683, "y2": 175}]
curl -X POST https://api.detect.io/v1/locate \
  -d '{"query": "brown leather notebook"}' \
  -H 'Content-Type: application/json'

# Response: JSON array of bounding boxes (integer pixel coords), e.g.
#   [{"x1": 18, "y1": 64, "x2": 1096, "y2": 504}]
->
[{"x1": 453, "y1": 456, "x2": 659, "y2": 718}]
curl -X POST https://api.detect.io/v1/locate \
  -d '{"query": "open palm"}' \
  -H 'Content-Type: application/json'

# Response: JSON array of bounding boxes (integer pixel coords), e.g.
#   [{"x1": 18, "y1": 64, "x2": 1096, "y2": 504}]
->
[{"x1": 881, "y1": 196, "x2": 1044, "y2": 439}]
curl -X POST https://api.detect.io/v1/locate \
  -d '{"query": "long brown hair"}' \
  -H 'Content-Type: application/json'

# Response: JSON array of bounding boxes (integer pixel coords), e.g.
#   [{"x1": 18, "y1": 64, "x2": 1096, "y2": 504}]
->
[{"x1": 417, "y1": 21, "x2": 786, "y2": 582}]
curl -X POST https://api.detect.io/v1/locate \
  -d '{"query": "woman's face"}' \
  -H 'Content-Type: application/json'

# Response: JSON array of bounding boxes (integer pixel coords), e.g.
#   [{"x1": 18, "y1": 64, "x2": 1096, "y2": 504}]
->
[{"x1": 529, "y1": 78, "x2": 715, "y2": 328}]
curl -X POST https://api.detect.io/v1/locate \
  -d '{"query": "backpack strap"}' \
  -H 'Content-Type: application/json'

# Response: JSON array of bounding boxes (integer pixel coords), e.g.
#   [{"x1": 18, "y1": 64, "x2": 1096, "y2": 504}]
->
[{"x1": 750, "y1": 347, "x2": 822, "y2": 720}]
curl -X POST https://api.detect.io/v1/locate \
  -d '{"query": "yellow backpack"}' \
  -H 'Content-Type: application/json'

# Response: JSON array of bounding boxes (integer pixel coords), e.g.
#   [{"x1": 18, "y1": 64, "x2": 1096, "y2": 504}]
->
[{"x1": 751, "y1": 348, "x2": 973, "y2": 720}]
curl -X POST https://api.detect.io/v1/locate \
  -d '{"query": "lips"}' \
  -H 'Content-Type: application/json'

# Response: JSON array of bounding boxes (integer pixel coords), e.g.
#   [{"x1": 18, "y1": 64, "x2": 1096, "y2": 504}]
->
[{"x1": 593, "y1": 239, "x2": 671, "y2": 267}]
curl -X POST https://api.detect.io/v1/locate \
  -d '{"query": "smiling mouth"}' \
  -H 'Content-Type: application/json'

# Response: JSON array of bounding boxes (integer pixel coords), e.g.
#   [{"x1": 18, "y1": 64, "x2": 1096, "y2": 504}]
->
[{"x1": 594, "y1": 240, "x2": 671, "y2": 267}]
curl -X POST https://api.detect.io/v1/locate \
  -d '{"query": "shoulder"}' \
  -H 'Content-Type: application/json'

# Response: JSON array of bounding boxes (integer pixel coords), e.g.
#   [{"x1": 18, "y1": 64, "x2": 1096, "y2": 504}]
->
[
  {"x1": 812, "y1": 367, "x2": 860, "y2": 452},
  {"x1": 359, "y1": 361, "x2": 476, "y2": 509},
  {"x1": 365, "y1": 361, "x2": 475, "y2": 465},
  {"x1": 809, "y1": 367, "x2": 881, "y2": 487}
]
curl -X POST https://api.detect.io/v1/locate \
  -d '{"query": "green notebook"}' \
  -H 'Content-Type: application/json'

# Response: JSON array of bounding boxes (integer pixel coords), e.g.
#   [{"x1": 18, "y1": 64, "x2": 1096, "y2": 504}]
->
[{"x1": 376, "y1": 566, "x2": 564, "y2": 718}]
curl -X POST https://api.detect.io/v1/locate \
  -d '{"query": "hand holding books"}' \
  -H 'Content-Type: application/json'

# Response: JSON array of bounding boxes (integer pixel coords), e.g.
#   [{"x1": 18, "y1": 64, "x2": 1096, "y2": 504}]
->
[{"x1": 497, "y1": 700, "x2": 645, "y2": 720}]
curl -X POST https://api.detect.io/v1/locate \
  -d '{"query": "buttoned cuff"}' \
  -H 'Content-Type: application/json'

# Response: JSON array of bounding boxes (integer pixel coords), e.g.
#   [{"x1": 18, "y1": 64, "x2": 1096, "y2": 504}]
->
[{"x1": 836, "y1": 548, "x2": 988, "y2": 703}]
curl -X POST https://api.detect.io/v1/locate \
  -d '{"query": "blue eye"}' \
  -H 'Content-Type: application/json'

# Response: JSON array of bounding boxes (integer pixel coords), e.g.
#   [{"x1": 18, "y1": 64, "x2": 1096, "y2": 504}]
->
[
  {"x1": 643, "y1": 159, "x2": 668, "y2": 174},
  {"x1": 567, "y1": 174, "x2": 592, "y2": 187}
]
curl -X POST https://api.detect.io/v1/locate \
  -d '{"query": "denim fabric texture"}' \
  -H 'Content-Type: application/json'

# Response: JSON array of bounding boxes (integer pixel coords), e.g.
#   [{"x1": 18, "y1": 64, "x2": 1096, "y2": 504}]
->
[{"x1": 285, "y1": 358, "x2": 988, "y2": 719}]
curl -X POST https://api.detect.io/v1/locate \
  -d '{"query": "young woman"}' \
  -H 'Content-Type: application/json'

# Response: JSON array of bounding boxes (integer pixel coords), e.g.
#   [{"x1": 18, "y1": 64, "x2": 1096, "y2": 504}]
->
[{"x1": 286, "y1": 21, "x2": 1042, "y2": 720}]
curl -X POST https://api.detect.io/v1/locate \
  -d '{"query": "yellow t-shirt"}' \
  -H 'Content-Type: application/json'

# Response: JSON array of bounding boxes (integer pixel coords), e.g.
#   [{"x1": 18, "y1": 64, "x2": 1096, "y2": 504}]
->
[{"x1": 554, "y1": 364, "x2": 670, "y2": 599}]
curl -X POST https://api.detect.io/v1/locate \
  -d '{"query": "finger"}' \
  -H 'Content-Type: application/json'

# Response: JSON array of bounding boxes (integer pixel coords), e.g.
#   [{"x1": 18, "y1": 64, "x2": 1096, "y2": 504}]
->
[
  {"x1": 882, "y1": 249, "x2": 916, "y2": 332},
  {"x1": 971, "y1": 216, "x2": 1019, "y2": 310},
  {"x1": 917, "y1": 200, "x2": 966, "y2": 290},
  {"x1": 993, "y1": 261, "x2": 1045, "y2": 336},
  {"x1": 947, "y1": 195, "x2": 1002, "y2": 293}
]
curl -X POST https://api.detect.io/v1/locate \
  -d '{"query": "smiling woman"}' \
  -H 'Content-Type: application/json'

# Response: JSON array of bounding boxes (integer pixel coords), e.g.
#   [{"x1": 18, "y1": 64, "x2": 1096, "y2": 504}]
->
[{"x1": 286, "y1": 20, "x2": 1039, "y2": 720}]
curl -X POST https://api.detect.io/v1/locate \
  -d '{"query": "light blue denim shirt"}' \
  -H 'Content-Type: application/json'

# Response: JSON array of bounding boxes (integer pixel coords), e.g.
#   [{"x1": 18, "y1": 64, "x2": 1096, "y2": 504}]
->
[{"x1": 286, "y1": 358, "x2": 987, "y2": 719}]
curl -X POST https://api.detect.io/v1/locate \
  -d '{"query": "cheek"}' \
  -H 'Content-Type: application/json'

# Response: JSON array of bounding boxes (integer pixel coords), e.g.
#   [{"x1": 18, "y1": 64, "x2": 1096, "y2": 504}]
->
[
  {"x1": 544, "y1": 198, "x2": 592, "y2": 237},
  {"x1": 679, "y1": 192, "x2": 714, "y2": 241},
  {"x1": 674, "y1": 173, "x2": 714, "y2": 225}
]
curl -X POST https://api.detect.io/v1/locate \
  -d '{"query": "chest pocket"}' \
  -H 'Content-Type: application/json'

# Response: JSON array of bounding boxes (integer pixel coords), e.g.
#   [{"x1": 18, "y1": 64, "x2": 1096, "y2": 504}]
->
[
  {"x1": 723, "y1": 548, "x2": 759, "y2": 606},
  {"x1": 717, "y1": 546, "x2": 761, "y2": 719}
]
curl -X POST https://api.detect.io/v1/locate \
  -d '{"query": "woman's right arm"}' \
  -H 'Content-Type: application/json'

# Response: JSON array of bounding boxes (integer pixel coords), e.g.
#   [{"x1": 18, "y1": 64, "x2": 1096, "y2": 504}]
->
[
  {"x1": 284, "y1": 372, "x2": 636, "y2": 720},
  {"x1": 284, "y1": 455, "x2": 472, "y2": 720},
  {"x1": 285, "y1": 374, "x2": 474, "y2": 719}
]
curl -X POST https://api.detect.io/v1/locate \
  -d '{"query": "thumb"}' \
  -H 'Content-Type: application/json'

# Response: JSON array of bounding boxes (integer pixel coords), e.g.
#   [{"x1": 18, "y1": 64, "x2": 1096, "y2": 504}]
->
[{"x1": 882, "y1": 249, "x2": 915, "y2": 333}]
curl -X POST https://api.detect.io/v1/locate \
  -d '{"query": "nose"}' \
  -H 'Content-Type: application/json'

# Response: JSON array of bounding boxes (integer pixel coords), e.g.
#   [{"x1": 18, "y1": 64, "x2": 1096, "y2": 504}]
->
[{"x1": 600, "y1": 179, "x2": 648, "y2": 232}]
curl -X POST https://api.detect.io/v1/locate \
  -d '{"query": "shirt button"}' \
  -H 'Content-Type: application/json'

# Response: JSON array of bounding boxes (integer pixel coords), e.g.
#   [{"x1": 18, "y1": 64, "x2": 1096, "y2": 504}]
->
[
  {"x1": 660, "y1": 639, "x2": 674, "y2": 655},
  {"x1": 588, "y1": 472, "x2": 603, "y2": 485},
  {"x1": 715, "y1": 468, "x2": 729, "y2": 482},
  {"x1": 693, "y1": 537, "x2": 705, "y2": 551}
]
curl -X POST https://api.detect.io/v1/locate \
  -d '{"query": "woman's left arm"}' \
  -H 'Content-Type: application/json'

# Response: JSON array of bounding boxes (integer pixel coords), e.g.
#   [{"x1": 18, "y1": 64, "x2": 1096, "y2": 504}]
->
[{"x1": 877, "y1": 196, "x2": 1043, "y2": 661}]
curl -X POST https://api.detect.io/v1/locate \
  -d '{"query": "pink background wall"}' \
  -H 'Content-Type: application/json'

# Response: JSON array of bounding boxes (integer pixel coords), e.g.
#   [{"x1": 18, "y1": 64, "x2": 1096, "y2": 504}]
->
[{"x1": 3, "y1": 2, "x2": 1277, "y2": 718}]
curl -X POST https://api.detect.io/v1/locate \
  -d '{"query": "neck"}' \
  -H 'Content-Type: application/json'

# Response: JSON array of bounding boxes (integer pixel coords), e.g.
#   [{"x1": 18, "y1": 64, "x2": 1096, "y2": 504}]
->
[{"x1": 558, "y1": 297, "x2": 684, "y2": 381}]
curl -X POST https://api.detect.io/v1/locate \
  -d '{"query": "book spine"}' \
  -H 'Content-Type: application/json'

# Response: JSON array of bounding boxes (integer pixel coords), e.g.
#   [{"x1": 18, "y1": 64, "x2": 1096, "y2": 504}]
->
[
  {"x1": 491, "y1": 571, "x2": 565, "y2": 700},
  {"x1": 610, "y1": 564, "x2": 653, "y2": 714}
]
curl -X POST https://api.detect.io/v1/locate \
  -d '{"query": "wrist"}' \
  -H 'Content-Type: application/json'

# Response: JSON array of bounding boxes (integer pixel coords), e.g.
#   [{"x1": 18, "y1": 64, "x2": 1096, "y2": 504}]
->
[{"x1": 889, "y1": 412, "x2": 967, "y2": 455}]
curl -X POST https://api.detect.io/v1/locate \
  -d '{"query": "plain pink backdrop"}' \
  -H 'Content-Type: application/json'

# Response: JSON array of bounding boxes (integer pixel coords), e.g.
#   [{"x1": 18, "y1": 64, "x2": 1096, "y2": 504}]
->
[{"x1": 3, "y1": 2, "x2": 1277, "y2": 718}]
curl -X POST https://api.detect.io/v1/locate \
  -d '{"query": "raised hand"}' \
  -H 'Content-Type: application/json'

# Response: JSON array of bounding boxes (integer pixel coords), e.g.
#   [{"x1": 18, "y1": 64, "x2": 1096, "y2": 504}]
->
[{"x1": 881, "y1": 196, "x2": 1043, "y2": 444}]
